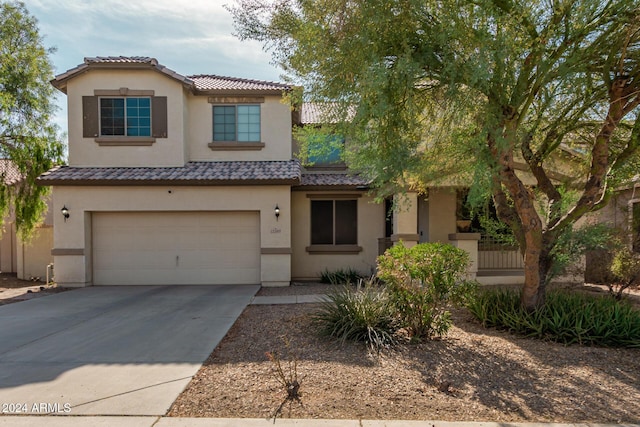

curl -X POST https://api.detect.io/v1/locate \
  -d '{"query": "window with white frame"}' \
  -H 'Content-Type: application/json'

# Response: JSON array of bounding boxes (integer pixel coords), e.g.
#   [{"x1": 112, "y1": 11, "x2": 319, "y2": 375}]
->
[
  {"x1": 212, "y1": 105, "x2": 260, "y2": 142},
  {"x1": 100, "y1": 97, "x2": 151, "y2": 137}
]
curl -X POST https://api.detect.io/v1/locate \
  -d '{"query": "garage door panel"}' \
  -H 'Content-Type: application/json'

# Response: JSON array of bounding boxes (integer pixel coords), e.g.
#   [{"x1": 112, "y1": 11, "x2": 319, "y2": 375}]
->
[{"x1": 93, "y1": 212, "x2": 260, "y2": 285}]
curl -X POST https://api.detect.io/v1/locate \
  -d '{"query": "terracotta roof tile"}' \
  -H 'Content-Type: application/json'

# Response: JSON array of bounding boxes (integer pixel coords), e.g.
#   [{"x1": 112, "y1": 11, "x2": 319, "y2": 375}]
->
[
  {"x1": 189, "y1": 75, "x2": 291, "y2": 92},
  {"x1": 84, "y1": 56, "x2": 158, "y2": 65},
  {"x1": 0, "y1": 160, "x2": 22, "y2": 185},
  {"x1": 299, "y1": 102, "x2": 355, "y2": 124},
  {"x1": 298, "y1": 173, "x2": 369, "y2": 188},
  {"x1": 38, "y1": 161, "x2": 301, "y2": 186}
]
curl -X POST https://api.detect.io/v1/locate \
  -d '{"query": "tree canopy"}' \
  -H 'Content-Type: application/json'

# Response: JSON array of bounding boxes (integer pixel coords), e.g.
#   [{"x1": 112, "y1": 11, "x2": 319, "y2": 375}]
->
[
  {"x1": 0, "y1": 1, "x2": 63, "y2": 238},
  {"x1": 230, "y1": 0, "x2": 640, "y2": 309}
]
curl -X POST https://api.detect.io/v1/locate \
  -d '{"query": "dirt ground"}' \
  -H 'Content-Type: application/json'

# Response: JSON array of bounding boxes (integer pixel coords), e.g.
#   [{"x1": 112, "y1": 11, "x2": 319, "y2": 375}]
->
[
  {"x1": 0, "y1": 273, "x2": 67, "y2": 305},
  {"x1": 169, "y1": 283, "x2": 640, "y2": 423}
]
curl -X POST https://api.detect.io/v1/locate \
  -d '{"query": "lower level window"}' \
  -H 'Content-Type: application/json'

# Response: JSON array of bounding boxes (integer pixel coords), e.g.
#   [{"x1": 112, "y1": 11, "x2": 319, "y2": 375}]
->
[{"x1": 311, "y1": 200, "x2": 357, "y2": 245}]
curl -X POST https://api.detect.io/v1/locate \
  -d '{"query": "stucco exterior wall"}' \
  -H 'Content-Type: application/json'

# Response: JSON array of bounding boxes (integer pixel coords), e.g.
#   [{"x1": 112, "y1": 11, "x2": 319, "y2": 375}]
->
[
  {"x1": 65, "y1": 69, "x2": 187, "y2": 167},
  {"x1": 17, "y1": 226, "x2": 53, "y2": 280},
  {"x1": 52, "y1": 185, "x2": 291, "y2": 287},
  {"x1": 427, "y1": 188, "x2": 457, "y2": 243},
  {"x1": 291, "y1": 191, "x2": 385, "y2": 280},
  {"x1": 0, "y1": 220, "x2": 16, "y2": 273},
  {"x1": 187, "y1": 96, "x2": 292, "y2": 161}
]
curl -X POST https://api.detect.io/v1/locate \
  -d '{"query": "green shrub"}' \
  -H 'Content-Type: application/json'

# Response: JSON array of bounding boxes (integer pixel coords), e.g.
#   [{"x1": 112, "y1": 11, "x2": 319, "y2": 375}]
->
[
  {"x1": 377, "y1": 242, "x2": 477, "y2": 340},
  {"x1": 319, "y1": 267, "x2": 364, "y2": 285},
  {"x1": 609, "y1": 246, "x2": 640, "y2": 300},
  {"x1": 312, "y1": 282, "x2": 396, "y2": 352},
  {"x1": 468, "y1": 288, "x2": 640, "y2": 348}
]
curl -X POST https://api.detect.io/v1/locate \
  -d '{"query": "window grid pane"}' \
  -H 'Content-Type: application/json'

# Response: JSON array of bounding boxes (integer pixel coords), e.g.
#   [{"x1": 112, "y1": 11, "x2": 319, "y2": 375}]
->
[
  {"x1": 100, "y1": 97, "x2": 151, "y2": 137},
  {"x1": 100, "y1": 98, "x2": 125, "y2": 136},
  {"x1": 213, "y1": 106, "x2": 237, "y2": 141},
  {"x1": 236, "y1": 105, "x2": 260, "y2": 142}
]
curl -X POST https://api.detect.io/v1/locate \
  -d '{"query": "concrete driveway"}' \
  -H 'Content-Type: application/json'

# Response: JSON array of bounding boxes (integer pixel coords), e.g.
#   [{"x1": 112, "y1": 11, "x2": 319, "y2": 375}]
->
[{"x1": 0, "y1": 285, "x2": 258, "y2": 416}]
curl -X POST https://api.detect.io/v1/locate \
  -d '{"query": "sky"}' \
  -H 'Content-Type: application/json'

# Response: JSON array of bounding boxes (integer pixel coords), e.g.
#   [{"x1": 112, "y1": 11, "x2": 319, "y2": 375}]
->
[{"x1": 22, "y1": 0, "x2": 283, "y2": 139}]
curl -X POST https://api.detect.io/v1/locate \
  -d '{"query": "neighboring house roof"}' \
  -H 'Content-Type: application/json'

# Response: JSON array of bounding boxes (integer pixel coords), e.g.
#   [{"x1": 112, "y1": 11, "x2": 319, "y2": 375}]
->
[
  {"x1": 298, "y1": 102, "x2": 356, "y2": 125},
  {"x1": 51, "y1": 56, "x2": 291, "y2": 95},
  {"x1": 37, "y1": 161, "x2": 301, "y2": 186},
  {"x1": 296, "y1": 173, "x2": 370, "y2": 190},
  {"x1": 0, "y1": 159, "x2": 22, "y2": 186}
]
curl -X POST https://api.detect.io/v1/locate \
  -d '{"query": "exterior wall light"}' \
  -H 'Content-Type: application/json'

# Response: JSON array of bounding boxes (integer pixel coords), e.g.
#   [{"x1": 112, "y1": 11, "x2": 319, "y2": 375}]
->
[
  {"x1": 274, "y1": 204, "x2": 280, "y2": 221},
  {"x1": 61, "y1": 205, "x2": 70, "y2": 222}
]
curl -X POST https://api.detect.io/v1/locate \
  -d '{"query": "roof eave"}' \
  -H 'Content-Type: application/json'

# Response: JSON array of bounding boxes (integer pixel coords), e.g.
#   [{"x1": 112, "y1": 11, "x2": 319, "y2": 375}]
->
[
  {"x1": 51, "y1": 62, "x2": 194, "y2": 94},
  {"x1": 37, "y1": 178, "x2": 300, "y2": 187},
  {"x1": 193, "y1": 88, "x2": 290, "y2": 96}
]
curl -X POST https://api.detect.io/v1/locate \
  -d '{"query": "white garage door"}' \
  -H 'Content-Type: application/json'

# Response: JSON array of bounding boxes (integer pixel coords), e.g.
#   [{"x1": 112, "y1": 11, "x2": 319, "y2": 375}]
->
[{"x1": 93, "y1": 211, "x2": 260, "y2": 285}]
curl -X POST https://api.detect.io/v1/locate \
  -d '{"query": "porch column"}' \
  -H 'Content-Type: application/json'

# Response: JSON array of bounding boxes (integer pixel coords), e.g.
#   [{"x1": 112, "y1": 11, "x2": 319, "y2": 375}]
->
[
  {"x1": 391, "y1": 192, "x2": 419, "y2": 248},
  {"x1": 448, "y1": 233, "x2": 481, "y2": 279}
]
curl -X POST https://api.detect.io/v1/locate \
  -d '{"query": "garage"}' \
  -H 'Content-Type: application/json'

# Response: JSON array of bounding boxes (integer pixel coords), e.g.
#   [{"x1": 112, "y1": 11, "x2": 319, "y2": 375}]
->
[{"x1": 92, "y1": 211, "x2": 260, "y2": 285}]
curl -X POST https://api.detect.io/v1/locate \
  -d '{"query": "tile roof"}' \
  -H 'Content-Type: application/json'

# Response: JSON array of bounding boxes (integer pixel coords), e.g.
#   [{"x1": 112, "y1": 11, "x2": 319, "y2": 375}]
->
[
  {"x1": 52, "y1": 56, "x2": 194, "y2": 93},
  {"x1": 84, "y1": 56, "x2": 158, "y2": 65},
  {"x1": 38, "y1": 161, "x2": 301, "y2": 186},
  {"x1": 298, "y1": 173, "x2": 369, "y2": 188},
  {"x1": 52, "y1": 57, "x2": 291, "y2": 94},
  {"x1": 0, "y1": 160, "x2": 22, "y2": 185},
  {"x1": 299, "y1": 102, "x2": 356, "y2": 124},
  {"x1": 189, "y1": 75, "x2": 291, "y2": 92}
]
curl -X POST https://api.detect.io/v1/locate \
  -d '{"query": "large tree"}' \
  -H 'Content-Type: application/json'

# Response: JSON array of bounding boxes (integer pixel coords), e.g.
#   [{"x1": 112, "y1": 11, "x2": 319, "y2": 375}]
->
[
  {"x1": 230, "y1": 0, "x2": 640, "y2": 310},
  {"x1": 0, "y1": 1, "x2": 63, "y2": 238}
]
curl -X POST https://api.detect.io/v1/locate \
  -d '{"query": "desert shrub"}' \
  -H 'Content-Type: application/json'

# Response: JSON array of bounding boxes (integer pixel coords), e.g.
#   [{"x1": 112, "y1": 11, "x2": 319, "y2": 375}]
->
[
  {"x1": 377, "y1": 242, "x2": 477, "y2": 340},
  {"x1": 609, "y1": 246, "x2": 640, "y2": 300},
  {"x1": 312, "y1": 281, "x2": 396, "y2": 352},
  {"x1": 468, "y1": 288, "x2": 640, "y2": 348},
  {"x1": 319, "y1": 267, "x2": 364, "y2": 285}
]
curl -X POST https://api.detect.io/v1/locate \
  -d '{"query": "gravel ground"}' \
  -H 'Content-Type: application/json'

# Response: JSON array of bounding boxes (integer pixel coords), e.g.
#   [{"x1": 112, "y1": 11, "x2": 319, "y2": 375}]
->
[
  {"x1": 0, "y1": 273, "x2": 68, "y2": 305},
  {"x1": 169, "y1": 284, "x2": 640, "y2": 423}
]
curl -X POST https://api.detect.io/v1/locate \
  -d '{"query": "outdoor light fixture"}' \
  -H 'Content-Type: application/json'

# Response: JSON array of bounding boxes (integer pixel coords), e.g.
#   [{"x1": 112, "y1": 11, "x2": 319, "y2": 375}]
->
[
  {"x1": 61, "y1": 205, "x2": 70, "y2": 222},
  {"x1": 274, "y1": 204, "x2": 280, "y2": 221}
]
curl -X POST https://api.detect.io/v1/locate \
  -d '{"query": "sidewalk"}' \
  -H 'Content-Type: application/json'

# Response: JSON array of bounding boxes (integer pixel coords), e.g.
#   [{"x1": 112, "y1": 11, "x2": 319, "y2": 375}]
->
[
  {"x1": 250, "y1": 294, "x2": 328, "y2": 304},
  {"x1": 1, "y1": 417, "x2": 637, "y2": 427}
]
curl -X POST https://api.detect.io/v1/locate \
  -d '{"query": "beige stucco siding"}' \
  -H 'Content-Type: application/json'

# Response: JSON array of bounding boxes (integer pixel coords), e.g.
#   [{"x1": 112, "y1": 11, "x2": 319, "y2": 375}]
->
[
  {"x1": 65, "y1": 69, "x2": 187, "y2": 167},
  {"x1": 427, "y1": 188, "x2": 457, "y2": 243},
  {"x1": 291, "y1": 191, "x2": 385, "y2": 280},
  {"x1": 17, "y1": 226, "x2": 53, "y2": 280},
  {"x1": 187, "y1": 96, "x2": 292, "y2": 161},
  {"x1": 52, "y1": 185, "x2": 291, "y2": 287}
]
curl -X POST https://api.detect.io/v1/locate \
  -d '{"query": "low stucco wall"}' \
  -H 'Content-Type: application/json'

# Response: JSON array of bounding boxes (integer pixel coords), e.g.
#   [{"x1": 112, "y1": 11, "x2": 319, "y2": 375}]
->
[
  {"x1": 291, "y1": 191, "x2": 385, "y2": 280},
  {"x1": 17, "y1": 226, "x2": 53, "y2": 281}
]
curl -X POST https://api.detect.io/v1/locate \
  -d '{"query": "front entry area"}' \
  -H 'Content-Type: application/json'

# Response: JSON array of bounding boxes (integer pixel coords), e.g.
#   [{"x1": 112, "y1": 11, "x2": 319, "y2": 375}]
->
[{"x1": 92, "y1": 211, "x2": 260, "y2": 285}]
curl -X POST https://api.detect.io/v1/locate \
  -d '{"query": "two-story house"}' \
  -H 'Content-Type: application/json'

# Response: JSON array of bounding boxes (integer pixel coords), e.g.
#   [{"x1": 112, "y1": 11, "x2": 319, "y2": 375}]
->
[
  {"x1": 39, "y1": 56, "x2": 527, "y2": 287},
  {"x1": 38, "y1": 57, "x2": 390, "y2": 287}
]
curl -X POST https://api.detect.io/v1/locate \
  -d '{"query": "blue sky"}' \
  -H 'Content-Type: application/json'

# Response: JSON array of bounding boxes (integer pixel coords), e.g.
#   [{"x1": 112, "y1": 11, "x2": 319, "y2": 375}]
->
[{"x1": 22, "y1": 0, "x2": 283, "y2": 140}]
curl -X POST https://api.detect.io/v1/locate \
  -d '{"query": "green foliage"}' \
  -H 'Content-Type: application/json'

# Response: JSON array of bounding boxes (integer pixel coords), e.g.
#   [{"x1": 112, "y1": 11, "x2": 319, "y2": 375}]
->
[
  {"x1": 377, "y1": 242, "x2": 477, "y2": 340},
  {"x1": 319, "y1": 267, "x2": 364, "y2": 285},
  {"x1": 312, "y1": 282, "x2": 397, "y2": 352},
  {"x1": 468, "y1": 288, "x2": 640, "y2": 348},
  {"x1": 609, "y1": 246, "x2": 640, "y2": 300},
  {"x1": 549, "y1": 223, "x2": 621, "y2": 281},
  {"x1": 0, "y1": 1, "x2": 64, "y2": 239},
  {"x1": 230, "y1": 0, "x2": 640, "y2": 308}
]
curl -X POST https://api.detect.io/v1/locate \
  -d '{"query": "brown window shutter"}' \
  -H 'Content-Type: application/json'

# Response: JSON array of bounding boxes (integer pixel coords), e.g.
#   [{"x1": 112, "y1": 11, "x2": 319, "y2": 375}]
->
[
  {"x1": 82, "y1": 96, "x2": 99, "y2": 137},
  {"x1": 152, "y1": 96, "x2": 168, "y2": 138}
]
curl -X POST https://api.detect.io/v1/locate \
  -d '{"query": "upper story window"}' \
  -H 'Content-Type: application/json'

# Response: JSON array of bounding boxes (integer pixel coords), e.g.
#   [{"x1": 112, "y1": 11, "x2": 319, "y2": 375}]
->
[
  {"x1": 100, "y1": 97, "x2": 151, "y2": 137},
  {"x1": 307, "y1": 134, "x2": 344, "y2": 165},
  {"x1": 83, "y1": 90, "x2": 167, "y2": 146},
  {"x1": 213, "y1": 105, "x2": 260, "y2": 142}
]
